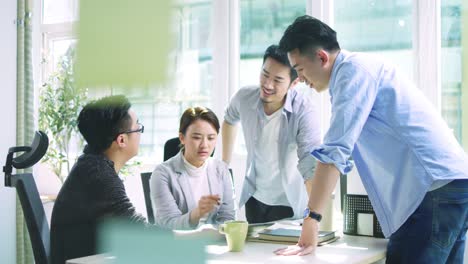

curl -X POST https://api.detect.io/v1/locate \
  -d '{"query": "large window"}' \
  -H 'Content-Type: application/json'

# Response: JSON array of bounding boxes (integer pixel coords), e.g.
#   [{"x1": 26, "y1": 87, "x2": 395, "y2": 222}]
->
[
  {"x1": 40, "y1": 0, "x2": 78, "y2": 83},
  {"x1": 334, "y1": 0, "x2": 413, "y2": 80},
  {"x1": 441, "y1": 0, "x2": 465, "y2": 148}
]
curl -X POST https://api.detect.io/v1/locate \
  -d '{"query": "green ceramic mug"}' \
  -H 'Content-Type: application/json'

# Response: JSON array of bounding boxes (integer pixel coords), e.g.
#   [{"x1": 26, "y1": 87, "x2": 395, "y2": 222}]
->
[{"x1": 219, "y1": 220, "x2": 248, "y2": 252}]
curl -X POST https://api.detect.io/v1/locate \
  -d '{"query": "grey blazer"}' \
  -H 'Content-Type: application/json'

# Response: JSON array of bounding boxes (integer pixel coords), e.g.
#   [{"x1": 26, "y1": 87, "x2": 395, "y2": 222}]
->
[{"x1": 150, "y1": 152, "x2": 236, "y2": 230}]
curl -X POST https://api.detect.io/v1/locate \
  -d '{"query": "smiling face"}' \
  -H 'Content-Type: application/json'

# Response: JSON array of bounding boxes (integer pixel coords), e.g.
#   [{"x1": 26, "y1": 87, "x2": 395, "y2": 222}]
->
[
  {"x1": 179, "y1": 119, "x2": 218, "y2": 167},
  {"x1": 288, "y1": 48, "x2": 332, "y2": 93},
  {"x1": 259, "y1": 57, "x2": 293, "y2": 107}
]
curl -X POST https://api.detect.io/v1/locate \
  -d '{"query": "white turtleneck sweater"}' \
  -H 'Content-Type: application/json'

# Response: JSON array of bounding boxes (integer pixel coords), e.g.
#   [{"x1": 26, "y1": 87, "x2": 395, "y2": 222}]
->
[{"x1": 182, "y1": 155, "x2": 210, "y2": 204}]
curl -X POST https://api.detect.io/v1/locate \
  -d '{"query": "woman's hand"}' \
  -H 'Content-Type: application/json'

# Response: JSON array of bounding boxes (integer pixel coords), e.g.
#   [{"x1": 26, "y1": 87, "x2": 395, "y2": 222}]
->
[{"x1": 190, "y1": 194, "x2": 220, "y2": 225}]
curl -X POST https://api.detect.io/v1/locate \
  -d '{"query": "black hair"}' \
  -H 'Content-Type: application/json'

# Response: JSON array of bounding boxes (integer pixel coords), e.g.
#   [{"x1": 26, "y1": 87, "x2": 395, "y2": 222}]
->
[
  {"x1": 279, "y1": 15, "x2": 340, "y2": 56},
  {"x1": 262, "y1": 44, "x2": 298, "y2": 82},
  {"x1": 78, "y1": 95, "x2": 132, "y2": 154},
  {"x1": 179, "y1": 106, "x2": 220, "y2": 135}
]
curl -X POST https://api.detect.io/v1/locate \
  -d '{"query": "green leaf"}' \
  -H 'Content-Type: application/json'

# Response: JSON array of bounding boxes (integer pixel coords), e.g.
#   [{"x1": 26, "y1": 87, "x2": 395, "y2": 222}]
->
[{"x1": 39, "y1": 45, "x2": 89, "y2": 180}]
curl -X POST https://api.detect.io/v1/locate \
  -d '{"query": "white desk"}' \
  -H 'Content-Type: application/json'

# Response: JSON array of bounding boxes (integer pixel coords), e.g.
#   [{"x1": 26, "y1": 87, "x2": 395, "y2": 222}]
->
[
  {"x1": 207, "y1": 236, "x2": 387, "y2": 264},
  {"x1": 67, "y1": 254, "x2": 115, "y2": 264},
  {"x1": 67, "y1": 236, "x2": 387, "y2": 264}
]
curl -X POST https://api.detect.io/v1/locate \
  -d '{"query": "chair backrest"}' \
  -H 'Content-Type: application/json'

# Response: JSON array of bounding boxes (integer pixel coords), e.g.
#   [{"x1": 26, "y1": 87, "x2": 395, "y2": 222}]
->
[
  {"x1": 10, "y1": 173, "x2": 50, "y2": 264},
  {"x1": 3, "y1": 131, "x2": 50, "y2": 264},
  {"x1": 163, "y1": 137, "x2": 181, "y2": 161},
  {"x1": 140, "y1": 172, "x2": 154, "y2": 224}
]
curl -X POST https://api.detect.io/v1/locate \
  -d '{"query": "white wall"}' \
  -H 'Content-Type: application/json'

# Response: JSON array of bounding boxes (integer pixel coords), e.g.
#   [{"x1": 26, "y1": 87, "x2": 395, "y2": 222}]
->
[{"x1": 0, "y1": 0, "x2": 17, "y2": 263}]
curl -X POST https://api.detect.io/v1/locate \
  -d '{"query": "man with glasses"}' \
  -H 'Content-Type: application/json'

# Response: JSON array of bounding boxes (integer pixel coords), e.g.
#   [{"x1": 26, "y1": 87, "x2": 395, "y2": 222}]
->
[{"x1": 51, "y1": 95, "x2": 147, "y2": 264}]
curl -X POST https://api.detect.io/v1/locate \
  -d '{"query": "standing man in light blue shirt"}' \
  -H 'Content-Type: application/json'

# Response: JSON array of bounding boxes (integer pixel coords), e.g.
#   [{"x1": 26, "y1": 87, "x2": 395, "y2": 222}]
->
[
  {"x1": 274, "y1": 15, "x2": 468, "y2": 263},
  {"x1": 222, "y1": 45, "x2": 321, "y2": 223}
]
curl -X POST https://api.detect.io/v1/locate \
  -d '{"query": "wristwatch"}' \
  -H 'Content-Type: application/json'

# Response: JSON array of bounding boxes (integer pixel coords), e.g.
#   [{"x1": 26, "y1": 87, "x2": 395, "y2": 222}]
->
[{"x1": 303, "y1": 208, "x2": 322, "y2": 222}]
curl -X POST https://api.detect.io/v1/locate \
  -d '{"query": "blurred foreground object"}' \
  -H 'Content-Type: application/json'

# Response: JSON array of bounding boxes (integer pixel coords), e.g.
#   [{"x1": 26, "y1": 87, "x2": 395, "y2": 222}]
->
[{"x1": 76, "y1": 0, "x2": 172, "y2": 89}]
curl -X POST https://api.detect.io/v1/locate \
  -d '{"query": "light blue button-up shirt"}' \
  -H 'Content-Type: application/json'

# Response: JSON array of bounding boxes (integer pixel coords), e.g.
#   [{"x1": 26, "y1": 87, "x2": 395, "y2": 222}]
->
[
  {"x1": 312, "y1": 50, "x2": 468, "y2": 237},
  {"x1": 224, "y1": 86, "x2": 321, "y2": 218}
]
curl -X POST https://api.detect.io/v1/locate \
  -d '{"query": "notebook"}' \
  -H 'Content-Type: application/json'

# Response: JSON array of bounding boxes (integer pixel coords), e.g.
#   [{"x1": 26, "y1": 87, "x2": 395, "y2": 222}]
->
[
  {"x1": 247, "y1": 222, "x2": 276, "y2": 237},
  {"x1": 246, "y1": 221, "x2": 337, "y2": 245},
  {"x1": 257, "y1": 228, "x2": 335, "y2": 243}
]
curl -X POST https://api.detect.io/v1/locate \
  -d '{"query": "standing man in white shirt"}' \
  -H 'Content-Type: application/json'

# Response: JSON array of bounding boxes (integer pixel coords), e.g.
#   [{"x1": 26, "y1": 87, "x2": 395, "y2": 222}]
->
[{"x1": 222, "y1": 45, "x2": 321, "y2": 223}]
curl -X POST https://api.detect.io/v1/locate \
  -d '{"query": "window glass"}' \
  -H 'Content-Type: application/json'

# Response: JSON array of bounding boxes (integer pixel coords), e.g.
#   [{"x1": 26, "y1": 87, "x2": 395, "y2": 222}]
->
[
  {"x1": 441, "y1": 0, "x2": 464, "y2": 148},
  {"x1": 334, "y1": 0, "x2": 413, "y2": 80},
  {"x1": 43, "y1": 0, "x2": 79, "y2": 24},
  {"x1": 239, "y1": 0, "x2": 306, "y2": 88},
  {"x1": 49, "y1": 39, "x2": 76, "y2": 72}
]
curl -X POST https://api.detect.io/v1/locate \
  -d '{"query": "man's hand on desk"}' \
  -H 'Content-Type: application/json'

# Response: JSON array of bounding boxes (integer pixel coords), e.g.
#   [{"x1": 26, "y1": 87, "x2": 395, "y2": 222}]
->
[{"x1": 273, "y1": 218, "x2": 318, "y2": 256}]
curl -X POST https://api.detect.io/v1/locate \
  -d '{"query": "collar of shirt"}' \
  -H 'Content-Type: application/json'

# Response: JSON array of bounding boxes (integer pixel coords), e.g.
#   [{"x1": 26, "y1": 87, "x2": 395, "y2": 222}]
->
[
  {"x1": 81, "y1": 150, "x2": 115, "y2": 170},
  {"x1": 329, "y1": 49, "x2": 348, "y2": 100},
  {"x1": 253, "y1": 88, "x2": 294, "y2": 120},
  {"x1": 182, "y1": 153, "x2": 208, "y2": 177}
]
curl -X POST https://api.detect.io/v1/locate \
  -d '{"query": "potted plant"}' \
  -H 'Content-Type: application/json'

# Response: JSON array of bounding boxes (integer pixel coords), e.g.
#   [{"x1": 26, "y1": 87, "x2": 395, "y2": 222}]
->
[{"x1": 39, "y1": 46, "x2": 88, "y2": 183}]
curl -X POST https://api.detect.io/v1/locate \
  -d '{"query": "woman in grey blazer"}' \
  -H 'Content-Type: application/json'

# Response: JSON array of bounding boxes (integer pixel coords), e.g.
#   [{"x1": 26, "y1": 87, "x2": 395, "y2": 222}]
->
[{"x1": 150, "y1": 107, "x2": 236, "y2": 230}]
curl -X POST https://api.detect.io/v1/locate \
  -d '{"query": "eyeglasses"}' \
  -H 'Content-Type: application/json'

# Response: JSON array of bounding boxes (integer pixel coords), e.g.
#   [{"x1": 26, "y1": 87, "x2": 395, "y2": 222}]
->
[
  {"x1": 115, "y1": 123, "x2": 144, "y2": 139},
  {"x1": 124, "y1": 123, "x2": 144, "y2": 134}
]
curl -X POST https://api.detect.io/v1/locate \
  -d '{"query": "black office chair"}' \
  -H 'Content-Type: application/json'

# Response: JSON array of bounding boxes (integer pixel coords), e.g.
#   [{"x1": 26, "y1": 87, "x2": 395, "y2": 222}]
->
[
  {"x1": 140, "y1": 172, "x2": 154, "y2": 224},
  {"x1": 3, "y1": 131, "x2": 50, "y2": 264},
  {"x1": 140, "y1": 137, "x2": 181, "y2": 225},
  {"x1": 163, "y1": 137, "x2": 181, "y2": 161}
]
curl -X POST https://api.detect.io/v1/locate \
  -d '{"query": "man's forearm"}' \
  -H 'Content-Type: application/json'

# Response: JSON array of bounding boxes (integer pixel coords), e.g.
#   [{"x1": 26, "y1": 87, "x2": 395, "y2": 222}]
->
[
  {"x1": 305, "y1": 179, "x2": 313, "y2": 197},
  {"x1": 221, "y1": 121, "x2": 237, "y2": 164},
  {"x1": 307, "y1": 162, "x2": 340, "y2": 214}
]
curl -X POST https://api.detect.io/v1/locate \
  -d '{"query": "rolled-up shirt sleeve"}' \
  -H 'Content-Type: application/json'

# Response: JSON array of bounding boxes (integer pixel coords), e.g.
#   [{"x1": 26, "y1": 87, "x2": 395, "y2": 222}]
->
[
  {"x1": 224, "y1": 90, "x2": 242, "y2": 125},
  {"x1": 311, "y1": 62, "x2": 378, "y2": 175}
]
